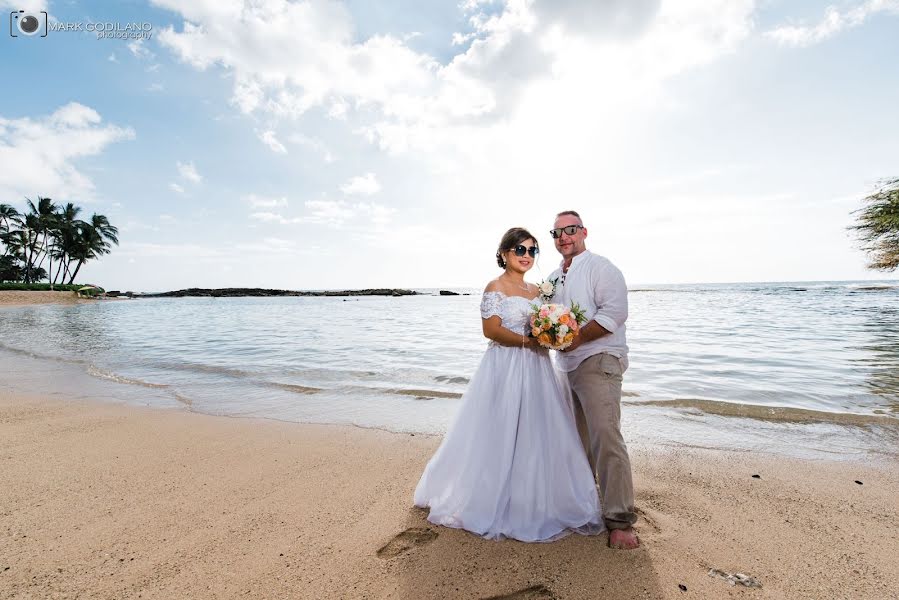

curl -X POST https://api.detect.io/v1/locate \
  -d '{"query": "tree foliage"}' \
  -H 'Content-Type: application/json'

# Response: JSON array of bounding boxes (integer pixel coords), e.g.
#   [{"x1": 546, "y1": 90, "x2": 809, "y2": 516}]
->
[
  {"x1": 0, "y1": 197, "x2": 119, "y2": 285},
  {"x1": 851, "y1": 178, "x2": 899, "y2": 272}
]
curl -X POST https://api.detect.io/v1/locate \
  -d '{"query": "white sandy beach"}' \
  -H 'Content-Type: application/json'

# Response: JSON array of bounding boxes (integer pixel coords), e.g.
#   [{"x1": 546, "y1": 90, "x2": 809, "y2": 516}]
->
[
  {"x1": 1, "y1": 389, "x2": 897, "y2": 599},
  {"x1": 0, "y1": 290, "x2": 97, "y2": 307}
]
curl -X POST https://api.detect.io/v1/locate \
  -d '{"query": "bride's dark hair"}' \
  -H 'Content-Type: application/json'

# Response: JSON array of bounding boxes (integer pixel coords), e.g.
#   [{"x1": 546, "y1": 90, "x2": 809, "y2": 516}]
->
[{"x1": 496, "y1": 227, "x2": 538, "y2": 268}]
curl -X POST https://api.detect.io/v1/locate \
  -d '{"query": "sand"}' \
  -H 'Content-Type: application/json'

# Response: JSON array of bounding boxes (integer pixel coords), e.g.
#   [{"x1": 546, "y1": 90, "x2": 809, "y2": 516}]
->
[
  {"x1": 0, "y1": 290, "x2": 97, "y2": 307},
  {"x1": 1, "y1": 391, "x2": 897, "y2": 600}
]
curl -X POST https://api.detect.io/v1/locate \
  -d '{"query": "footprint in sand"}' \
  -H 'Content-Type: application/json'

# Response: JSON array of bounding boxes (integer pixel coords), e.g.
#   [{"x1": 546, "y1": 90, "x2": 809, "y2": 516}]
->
[
  {"x1": 376, "y1": 527, "x2": 438, "y2": 558},
  {"x1": 634, "y1": 506, "x2": 662, "y2": 533},
  {"x1": 483, "y1": 585, "x2": 556, "y2": 600}
]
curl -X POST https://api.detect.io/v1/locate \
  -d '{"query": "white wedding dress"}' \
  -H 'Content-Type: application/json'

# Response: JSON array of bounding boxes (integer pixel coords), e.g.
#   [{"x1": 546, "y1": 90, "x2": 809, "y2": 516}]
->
[{"x1": 414, "y1": 291, "x2": 603, "y2": 542}]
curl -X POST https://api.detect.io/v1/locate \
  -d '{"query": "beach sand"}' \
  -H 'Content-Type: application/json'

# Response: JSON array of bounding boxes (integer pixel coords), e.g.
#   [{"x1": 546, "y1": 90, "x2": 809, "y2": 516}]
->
[
  {"x1": 0, "y1": 290, "x2": 97, "y2": 307},
  {"x1": 1, "y1": 390, "x2": 897, "y2": 600}
]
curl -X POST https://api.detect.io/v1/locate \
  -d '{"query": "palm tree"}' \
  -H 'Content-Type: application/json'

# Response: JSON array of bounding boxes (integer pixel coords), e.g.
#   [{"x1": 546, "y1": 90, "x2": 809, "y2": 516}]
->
[
  {"x1": 0, "y1": 203, "x2": 21, "y2": 233},
  {"x1": 1, "y1": 199, "x2": 120, "y2": 285},
  {"x1": 0, "y1": 254, "x2": 24, "y2": 282},
  {"x1": 22, "y1": 196, "x2": 58, "y2": 284},
  {"x1": 0, "y1": 204, "x2": 22, "y2": 279},
  {"x1": 50, "y1": 202, "x2": 85, "y2": 285},
  {"x1": 1, "y1": 229, "x2": 30, "y2": 282},
  {"x1": 851, "y1": 178, "x2": 899, "y2": 271},
  {"x1": 66, "y1": 213, "x2": 119, "y2": 284}
]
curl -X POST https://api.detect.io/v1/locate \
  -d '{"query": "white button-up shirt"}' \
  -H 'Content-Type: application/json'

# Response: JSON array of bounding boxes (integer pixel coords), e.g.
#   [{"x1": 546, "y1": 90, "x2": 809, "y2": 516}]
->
[{"x1": 549, "y1": 250, "x2": 629, "y2": 372}]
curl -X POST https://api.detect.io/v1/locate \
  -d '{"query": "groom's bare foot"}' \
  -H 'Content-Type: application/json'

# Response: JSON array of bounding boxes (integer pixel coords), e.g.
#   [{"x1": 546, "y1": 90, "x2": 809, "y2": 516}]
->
[{"x1": 609, "y1": 527, "x2": 640, "y2": 549}]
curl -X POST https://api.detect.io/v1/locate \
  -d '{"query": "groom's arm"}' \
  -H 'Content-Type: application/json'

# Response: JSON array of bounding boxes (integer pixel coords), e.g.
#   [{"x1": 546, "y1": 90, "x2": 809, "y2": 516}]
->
[{"x1": 559, "y1": 320, "x2": 610, "y2": 352}]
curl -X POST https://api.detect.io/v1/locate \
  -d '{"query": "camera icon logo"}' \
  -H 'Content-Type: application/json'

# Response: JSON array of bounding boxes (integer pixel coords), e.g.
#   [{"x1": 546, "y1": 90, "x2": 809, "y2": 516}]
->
[{"x1": 9, "y1": 10, "x2": 48, "y2": 37}]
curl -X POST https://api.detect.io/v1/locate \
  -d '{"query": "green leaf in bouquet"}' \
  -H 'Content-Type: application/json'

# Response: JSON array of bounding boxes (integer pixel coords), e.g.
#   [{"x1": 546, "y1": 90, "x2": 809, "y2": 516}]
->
[{"x1": 570, "y1": 301, "x2": 588, "y2": 325}]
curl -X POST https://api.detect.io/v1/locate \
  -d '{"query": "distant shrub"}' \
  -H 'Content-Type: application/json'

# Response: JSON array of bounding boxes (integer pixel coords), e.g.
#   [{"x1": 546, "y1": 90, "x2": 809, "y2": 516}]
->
[{"x1": 0, "y1": 283, "x2": 86, "y2": 292}]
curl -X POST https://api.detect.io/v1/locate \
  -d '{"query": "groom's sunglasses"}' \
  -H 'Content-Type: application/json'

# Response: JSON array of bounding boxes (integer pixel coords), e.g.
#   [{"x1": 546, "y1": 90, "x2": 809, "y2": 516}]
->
[
  {"x1": 550, "y1": 225, "x2": 584, "y2": 239},
  {"x1": 513, "y1": 244, "x2": 539, "y2": 258}
]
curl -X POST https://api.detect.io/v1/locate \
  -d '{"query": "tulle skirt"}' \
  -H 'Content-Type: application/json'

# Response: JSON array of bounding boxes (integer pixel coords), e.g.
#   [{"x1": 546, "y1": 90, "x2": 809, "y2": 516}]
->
[{"x1": 414, "y1": 344, "x2": 603, "y2": 542}]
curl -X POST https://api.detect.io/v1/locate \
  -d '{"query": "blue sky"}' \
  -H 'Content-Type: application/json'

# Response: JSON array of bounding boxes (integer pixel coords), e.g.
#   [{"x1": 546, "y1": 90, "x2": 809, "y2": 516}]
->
[{"x1": 1, "y1": 0, "x2": 898, "y2": 291}]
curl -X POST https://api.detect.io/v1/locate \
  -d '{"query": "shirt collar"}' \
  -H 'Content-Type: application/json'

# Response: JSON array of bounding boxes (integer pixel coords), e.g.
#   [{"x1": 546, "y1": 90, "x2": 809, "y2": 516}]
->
[{"x1": 560, "y1": 249, "x2": 591, "y2": 272}]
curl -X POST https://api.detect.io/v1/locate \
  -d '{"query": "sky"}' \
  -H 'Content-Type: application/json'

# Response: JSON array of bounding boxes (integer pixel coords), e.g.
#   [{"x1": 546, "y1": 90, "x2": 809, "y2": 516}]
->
[{"x1": 1, "y1": 0, "x2": 897, "y2": 291}]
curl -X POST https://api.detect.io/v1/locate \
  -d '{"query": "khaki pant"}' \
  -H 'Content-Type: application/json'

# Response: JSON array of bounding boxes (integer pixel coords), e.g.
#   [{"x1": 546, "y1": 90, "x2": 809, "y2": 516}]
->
[{"x1": 568, "y1": 353, "x2": 637, "y2": 530}]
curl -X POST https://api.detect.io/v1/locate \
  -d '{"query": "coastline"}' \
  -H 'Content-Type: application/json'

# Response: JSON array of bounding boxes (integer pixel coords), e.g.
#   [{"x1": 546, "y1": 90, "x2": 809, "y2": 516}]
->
[
  {"x1": 0, "y1": 290, "x2": 99, "y2": 308},
  {"x1": 1, "y1": 391, "x2": 897, "y2": 599}
]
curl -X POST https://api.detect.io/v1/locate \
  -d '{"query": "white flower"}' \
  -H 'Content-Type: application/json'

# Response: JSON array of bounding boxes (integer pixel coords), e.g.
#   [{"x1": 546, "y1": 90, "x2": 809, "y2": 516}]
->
[{"x1": 538, "y1": 280, "x2": 554, "y2": 296}]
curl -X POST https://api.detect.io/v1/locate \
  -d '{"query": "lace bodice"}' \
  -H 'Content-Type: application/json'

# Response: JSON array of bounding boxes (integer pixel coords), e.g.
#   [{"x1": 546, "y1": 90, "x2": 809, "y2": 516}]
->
[{"x1": 480, "y1": 291, "x2": 538, "y2": 337}]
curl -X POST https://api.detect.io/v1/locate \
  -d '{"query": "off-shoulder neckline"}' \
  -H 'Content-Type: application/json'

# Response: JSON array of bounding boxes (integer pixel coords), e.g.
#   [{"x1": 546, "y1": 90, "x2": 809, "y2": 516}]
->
[{"x1": 483, "y1": 290, "x2": 540, "y2": 302}]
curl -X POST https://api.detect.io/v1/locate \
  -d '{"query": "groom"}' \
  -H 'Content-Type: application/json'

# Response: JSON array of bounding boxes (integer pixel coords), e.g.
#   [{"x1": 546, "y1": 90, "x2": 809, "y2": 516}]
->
[{"x1": 549, "y1": 210, "x2": 639, "y2": 549}]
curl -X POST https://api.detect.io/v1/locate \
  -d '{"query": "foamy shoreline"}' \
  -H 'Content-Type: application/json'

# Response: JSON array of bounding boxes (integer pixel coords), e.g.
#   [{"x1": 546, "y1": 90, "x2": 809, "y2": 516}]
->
[{"x1": 1, "y1": 390, "x2": 897, "y2": 599}]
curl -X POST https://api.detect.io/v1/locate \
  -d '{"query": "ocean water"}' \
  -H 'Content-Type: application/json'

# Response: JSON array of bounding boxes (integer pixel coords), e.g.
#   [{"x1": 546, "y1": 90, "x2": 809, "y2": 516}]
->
[{"x1": 2, "y1": 281, "x2": 898, "y2": 461}]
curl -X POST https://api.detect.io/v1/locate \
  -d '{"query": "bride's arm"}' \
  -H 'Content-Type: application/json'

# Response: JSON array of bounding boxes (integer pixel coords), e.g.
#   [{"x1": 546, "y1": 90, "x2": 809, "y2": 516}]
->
[{"x1": 482, "y1": 314, "x2": 536, "y2": 348}]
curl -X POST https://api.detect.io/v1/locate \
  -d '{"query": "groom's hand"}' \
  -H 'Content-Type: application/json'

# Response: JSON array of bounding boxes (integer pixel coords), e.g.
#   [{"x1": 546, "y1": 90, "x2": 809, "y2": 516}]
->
[{"x1": 561, "y1": 335, "x2": 583, "y2": 353}]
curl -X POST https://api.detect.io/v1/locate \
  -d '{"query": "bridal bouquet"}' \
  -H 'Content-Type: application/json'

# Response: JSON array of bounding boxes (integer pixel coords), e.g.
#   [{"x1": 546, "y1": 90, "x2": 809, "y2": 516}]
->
[{"x1": 529, "y1": 302, "x2": 588, "y2": 350}]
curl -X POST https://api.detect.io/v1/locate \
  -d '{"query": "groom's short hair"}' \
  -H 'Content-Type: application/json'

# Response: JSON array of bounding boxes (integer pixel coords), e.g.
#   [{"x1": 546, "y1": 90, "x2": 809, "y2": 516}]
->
[{"x1": 556, "y1": 210, "x2": 581, "y2": 219}]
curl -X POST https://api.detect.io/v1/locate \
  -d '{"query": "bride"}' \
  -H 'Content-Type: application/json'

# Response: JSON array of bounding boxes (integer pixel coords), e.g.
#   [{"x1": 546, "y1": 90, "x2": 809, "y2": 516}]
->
[{"x1": 414, "y1": 227, "x2": 603, "y2": 542}]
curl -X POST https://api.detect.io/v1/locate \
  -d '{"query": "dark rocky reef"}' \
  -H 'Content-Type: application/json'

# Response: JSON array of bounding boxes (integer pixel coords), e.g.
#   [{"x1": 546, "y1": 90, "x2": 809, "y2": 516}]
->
[{"x1": 140, "y1": 288, "x2": 419, "y2": 298}]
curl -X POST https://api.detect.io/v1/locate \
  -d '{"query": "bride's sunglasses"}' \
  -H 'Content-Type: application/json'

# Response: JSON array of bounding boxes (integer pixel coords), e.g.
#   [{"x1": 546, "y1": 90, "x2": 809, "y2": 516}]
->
[
  {"x1": 512, "y1": 244, "x2": 539, "y2": 258},
  {"x1": 549, "y1": 225, "x2": 584, "y2": 239}
]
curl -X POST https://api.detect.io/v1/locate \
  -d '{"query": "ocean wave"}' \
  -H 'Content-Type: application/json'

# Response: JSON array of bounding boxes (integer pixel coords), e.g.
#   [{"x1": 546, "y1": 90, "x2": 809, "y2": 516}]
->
[
  {"x1": 86, "y1": 366, "x2": 170, "y2": 389},
  {"x1": 632, "y1": 398, "x2": 898, "y2": 426},
  {"x1": 386, "y1": 388, "x2": 463, "y2": 399},
  {"x1": 154, "y1": 361, "x2": 256, "y2": 379},
  {"x1": 270, "y1": 382, "x2": 321, "y2": 394},
  {"x1": 434, "y1": 375, "x2": 470, "y2": 384},
  {"x1": 0, "y1": 341, "x2": 89, "y2": 366}
]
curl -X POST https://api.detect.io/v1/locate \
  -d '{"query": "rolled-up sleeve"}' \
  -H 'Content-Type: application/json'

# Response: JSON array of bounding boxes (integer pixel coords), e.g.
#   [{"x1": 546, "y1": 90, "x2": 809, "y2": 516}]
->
[{"x1": 591, "y1": 262, "x2": 628, "y2": 333}]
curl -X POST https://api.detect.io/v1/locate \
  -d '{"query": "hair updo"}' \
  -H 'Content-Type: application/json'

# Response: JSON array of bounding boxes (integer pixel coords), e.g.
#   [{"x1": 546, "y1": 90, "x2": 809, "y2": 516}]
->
[{"x1": 495, "y1": 227, "x2": 538, "y2": 269}]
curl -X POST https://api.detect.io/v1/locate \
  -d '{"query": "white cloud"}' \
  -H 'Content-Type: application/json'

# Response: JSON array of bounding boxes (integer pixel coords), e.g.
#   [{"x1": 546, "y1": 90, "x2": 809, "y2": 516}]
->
[
  {"x1": 108, "y1": 53, "x2": 118, "y2": 63},
  {"x1": 302, "y1": 199, "x2": 356, "y2": 224},
  {"x1": 0, "y1": 102, "x2": 134, "y2": 202},
  {"x1": 235, "y1": 237, "x2": 306, "y2": 254},
  {"x1": 169, "y1": 182, "x2": 185, "y2": 194},
  {"x1": 127, "y1": 38, "x2": 153, "y2": 59},
  {"x1": 286, "y1": 132, "x2": 335, "y2": 162},
  {"x1": 119, "y1": 242, "x2": 223, "y2": 259},
  {"x1": 354, "y1": 201, "x2": 395, "y2": 225},
  {"x1": 340, "y1": 173, "x2": 381, "y2": 196},
  {"x1": 150, "y1": 0, "x2": 756, "y2": 162},
  {"x1": 244, "y1": 194, "x2": 288, "y2": 208},
  {"x1": 303, "y1": 199, "x2": 395, "y2": 227},
  {"x1": 249, "y1": 211, "x2": 281, "y2": 223},
  {"x1": 765, "y1": 0, "x2": 899, "y2": 47},
  {"x1": 249, "y1": 198, "x2": 395, "y2": 228},
  {"x1": 176, "y1": 160, "x2": 202, "y2": 183},
  {"x1": 147, "y1": 82, "x2": 165, "y2": 92},
  {"x1": 257, "y1": 129, "x2": 287, "y2": 154}
]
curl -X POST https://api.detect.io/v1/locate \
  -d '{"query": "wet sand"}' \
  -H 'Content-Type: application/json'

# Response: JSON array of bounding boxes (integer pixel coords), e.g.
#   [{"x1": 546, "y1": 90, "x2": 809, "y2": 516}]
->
[{"x1": 1, "y1": 391, "x2": 897, "y2": 599}]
